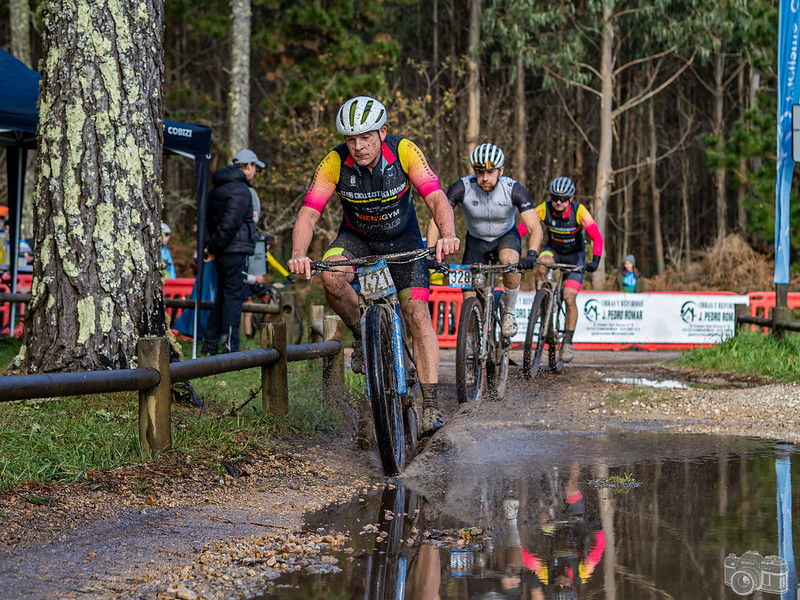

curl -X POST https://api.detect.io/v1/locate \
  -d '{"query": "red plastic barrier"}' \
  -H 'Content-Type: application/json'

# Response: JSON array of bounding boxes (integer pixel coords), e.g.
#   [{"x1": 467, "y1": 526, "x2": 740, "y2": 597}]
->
[{"x1": 163, "y1": 277, "x2": 196, "y2": 323}]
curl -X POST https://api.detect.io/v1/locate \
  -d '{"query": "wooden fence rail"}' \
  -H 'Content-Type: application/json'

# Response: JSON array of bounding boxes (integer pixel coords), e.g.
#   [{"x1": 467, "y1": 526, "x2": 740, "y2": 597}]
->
[
  {"x1": 0, "y1": 313, "x2": 345, "y2": 457},
  {"x1": 735, "y1": 304, "x2": 800, "y2": 338}
]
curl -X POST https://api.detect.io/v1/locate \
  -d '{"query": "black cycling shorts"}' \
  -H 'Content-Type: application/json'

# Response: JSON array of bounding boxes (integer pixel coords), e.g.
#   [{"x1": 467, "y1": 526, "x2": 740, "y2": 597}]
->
[
  {"x1": 539, "y1": 247, "x2": 586, "y2": 287},
  {"x1": 324, "y1": 226, "x2": 430, "y2": 302},
  {"x1": 462, "y1": 227, "x2": 521, "y2": 265}
]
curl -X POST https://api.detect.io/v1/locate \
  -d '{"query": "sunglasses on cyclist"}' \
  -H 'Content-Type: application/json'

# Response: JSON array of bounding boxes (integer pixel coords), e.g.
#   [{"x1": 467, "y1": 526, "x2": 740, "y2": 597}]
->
[{"x1": 550, "y1": 194, "x2": 570, "y2": 203}]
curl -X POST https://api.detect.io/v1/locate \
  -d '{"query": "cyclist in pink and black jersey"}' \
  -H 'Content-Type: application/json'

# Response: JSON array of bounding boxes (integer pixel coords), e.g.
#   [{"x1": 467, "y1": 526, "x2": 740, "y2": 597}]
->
[
  {"x1": 288, "y1": 96, "x2": 459, "y2": 433},
  {"x1": 518, "y1": 176, "x2": 603, "y2": 362}
]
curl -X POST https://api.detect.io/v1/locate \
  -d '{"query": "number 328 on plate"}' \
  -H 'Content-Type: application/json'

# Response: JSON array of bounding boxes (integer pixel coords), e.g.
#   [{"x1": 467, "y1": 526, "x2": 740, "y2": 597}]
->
[{"x1": 448, "y1": 264, "x2": 473, "y2": 289}]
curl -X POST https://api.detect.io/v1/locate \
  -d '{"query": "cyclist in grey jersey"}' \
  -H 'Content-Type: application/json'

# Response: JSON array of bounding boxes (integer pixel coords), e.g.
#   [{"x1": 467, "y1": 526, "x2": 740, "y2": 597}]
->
[{"x1": 427, "y1": 143, "x2": 543, "y2": 338}]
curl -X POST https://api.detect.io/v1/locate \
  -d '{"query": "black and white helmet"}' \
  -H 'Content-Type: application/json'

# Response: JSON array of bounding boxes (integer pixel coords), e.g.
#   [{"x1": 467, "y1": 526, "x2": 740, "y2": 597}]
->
[
  {"x1": 548, "y1": 176, "x2": 576, "y2": 197},
  {"x1": 470, "y1": 143, "x2": 505, "y2": 169},
  {"x1": 336, "y1": 96, "x2": 387, "y2": 135}
]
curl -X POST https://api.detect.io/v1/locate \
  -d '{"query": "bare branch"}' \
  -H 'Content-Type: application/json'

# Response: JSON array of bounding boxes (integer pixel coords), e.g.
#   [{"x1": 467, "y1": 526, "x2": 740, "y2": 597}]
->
[
  {"x1": 612, "y1": 122, "x2": 693, "y2": 176},
  {"x1": 543, "y1": 65, "x2": 602, "y2": 98},
  {"x1": 613, "y1": 45, "x2": 677, "y2": 78},
  {"x1": 612, "y1": 50, "x2": 697, "y2": 118},
  {"x1": 553, "y1": 84, "x2": 599, "y2": 154}
]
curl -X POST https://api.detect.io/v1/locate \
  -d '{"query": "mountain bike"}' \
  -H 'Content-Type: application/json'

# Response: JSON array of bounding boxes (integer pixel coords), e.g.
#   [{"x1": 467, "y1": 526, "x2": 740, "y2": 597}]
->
[
  {"x1": 311, "y1": 248, "x2": 432, "y2": 476},
  {"x1": 445, "y1": 262, "x2": 517, "y2": 403},
  {"x1": 522, "y1": 261, "x2": 583, "y2": 378}
]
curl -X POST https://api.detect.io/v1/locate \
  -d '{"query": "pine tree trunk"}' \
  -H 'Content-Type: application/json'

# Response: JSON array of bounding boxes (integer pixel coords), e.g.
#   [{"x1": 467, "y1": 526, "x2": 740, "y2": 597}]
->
[
  {"x1": 21, "y1": 0, "x2": 165, "y2": 373},
  {"x1": 229, "y1": 0, "x2": 251, "y2": 153},
  {"x1": 591, "y1": 1, "x2": 614, "y2": 289},
  {"x1": 466, "y1": 0, "x2": 481, "y2": 150}
]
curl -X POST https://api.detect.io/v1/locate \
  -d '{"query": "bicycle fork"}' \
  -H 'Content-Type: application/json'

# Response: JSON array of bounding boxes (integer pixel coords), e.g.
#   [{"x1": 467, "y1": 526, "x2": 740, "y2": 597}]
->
[{"x1": 363, "y1": 303, "x2": 408, "y2": 399}]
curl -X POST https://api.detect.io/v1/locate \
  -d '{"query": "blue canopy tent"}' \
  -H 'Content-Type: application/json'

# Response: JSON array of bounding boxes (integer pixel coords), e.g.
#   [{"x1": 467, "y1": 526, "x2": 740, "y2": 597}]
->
[{"x1": 0, "y1": 50, "x2": 213, "y2": 351}]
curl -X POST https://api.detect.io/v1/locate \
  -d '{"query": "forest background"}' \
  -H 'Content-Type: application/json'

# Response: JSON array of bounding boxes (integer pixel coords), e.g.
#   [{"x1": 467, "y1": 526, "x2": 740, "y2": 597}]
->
[{"x1": 1, "y1": 0, "x2": 797, "y2": 294}]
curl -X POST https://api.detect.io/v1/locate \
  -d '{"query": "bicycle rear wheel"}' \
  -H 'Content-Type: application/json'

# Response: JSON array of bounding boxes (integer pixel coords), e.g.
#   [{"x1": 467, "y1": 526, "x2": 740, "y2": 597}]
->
[
  {"x1": 486, "y1": 290, "x2": 510, "y2": 401},
  {"x1": 455, "y1": 296, "x2": 484, "y2": 404},
  {"x1": 365, "y1": 304, "x2": 406, "y2": 476},
  {"x1": 522, "y1": 289, "x2": 552, "y2": 379}
]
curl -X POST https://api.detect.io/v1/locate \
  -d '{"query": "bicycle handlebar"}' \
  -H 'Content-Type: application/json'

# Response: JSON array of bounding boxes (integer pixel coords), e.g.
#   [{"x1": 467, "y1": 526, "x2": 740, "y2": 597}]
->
[
  {"x1": 533, "y1": 260, "x2": 586, "y2": 273},
  {"x1": 434, "y1": 262, "x2": 519, "y2": 274},
  {"x1": 310, "y1": 247, "x2": 435, "y2": 274}
]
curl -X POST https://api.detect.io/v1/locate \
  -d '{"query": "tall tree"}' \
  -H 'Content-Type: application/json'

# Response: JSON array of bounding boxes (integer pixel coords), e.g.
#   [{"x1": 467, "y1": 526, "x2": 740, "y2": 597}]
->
[
  {"x1": 466, "y1": 0, "x2": 481, "y2": 150},
  {"x1": 9, "y1": 0, "x2": 31, "y2": 67},
  {"x1": 229, "y1": 0, "x2": 251, "y2": 153},
  {"x1": 20, "y1": 0, "x2": 165, "y2": 373}
]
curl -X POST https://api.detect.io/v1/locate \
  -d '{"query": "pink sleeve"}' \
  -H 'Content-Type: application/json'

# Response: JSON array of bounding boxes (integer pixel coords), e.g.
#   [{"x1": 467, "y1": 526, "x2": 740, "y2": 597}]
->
[
  {"x1": 577, "y1": 205, "x2": 603, "y2": 257},
  {"x1": 398, "y1": 138, "x2": 442, "y2": 199},
  {"x1": 302, "y1": 151, "x2": 340, "y2": 213},
  {"x1": 518, "y1": 222, "x2": 528, "y2": 237}
]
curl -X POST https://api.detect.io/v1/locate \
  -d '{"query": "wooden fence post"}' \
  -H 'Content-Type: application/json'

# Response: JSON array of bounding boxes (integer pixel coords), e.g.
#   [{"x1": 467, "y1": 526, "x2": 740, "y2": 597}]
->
[
  {"x1": 310, "y1": 305, "x2": 325, "y2": 344},
  {"x1": 279, "y1": 290, "x2": 296, "y2": 344},
  {"x1": 734, "y1": 303, "x2": 749, "y2": 335},
  {"x1": 137, "y1": 337, "x2": 172, "y2": 458},
  {"x1": 323, "y1": 316, "x2": 345, "y2": 404},
  {"x1": 261, "y1": 321, "x2": 288, "y2": 415},
  {"x1": 772, "y1": 306, "x2": 789, "y2": 341}
]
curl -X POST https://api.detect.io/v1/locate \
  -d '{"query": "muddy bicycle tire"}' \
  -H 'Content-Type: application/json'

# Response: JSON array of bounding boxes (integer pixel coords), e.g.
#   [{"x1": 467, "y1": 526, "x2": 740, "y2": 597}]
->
[
  {"x1": 486, "y1": 291, "x2": 510, "y2": 401},
  {"x1": 456, "y1": 296, "x2": 484, "y2": 403},
  {"x1": 522, "y1": 289, "x2": 552, "y2": 379},
  {"x1": 548, "y1": 297, "x2": 565, "y2": 374},
  {"x1": 365, "y1": 304, "x2": 406, "y2": 476}
]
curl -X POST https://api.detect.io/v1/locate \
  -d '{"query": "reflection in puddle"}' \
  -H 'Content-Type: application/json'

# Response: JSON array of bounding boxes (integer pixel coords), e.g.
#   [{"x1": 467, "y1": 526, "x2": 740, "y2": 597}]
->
[
  {"x1": 603, "y1": 376, "x2": 690, "y2": 388},
  {"x1": 250, "y1": 435, "x2": 799, "y2": 599}
]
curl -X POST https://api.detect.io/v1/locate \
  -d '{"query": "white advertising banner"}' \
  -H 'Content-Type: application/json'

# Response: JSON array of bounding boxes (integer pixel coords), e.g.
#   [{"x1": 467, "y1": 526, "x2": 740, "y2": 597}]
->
[{"x1": 511, "y1": 292, "x2": 749, "y2": 345}]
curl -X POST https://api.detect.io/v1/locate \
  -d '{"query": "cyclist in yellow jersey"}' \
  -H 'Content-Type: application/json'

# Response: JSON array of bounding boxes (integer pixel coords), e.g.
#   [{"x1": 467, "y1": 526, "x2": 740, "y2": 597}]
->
[
  {"x1": 518, "y1": 177, "x2": 603, "y2": 362},
  {"x1": 288, "y1": 96, "x2": 459, "y2": 433}
]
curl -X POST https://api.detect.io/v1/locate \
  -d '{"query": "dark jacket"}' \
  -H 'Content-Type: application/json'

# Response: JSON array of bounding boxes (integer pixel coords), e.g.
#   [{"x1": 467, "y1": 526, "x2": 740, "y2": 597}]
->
[
  {"x1": 616, "y1": 267, "x2": 644, "y2": 292},
  {"x1": 206, "y1": 165, "x2": 255, "y2": 256}
]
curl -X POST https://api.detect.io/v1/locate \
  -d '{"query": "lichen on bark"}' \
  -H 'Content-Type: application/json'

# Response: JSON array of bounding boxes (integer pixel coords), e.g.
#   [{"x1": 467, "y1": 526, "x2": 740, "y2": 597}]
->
[{"x1": 20, "y1": 0, "x2": 165, "y2": 374}]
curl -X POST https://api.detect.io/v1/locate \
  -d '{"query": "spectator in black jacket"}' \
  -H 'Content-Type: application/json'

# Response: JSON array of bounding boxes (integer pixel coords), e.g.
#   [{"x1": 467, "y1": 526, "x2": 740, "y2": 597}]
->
[{"x1": 201, "y1": 149, "x2": 264, "y2": 354}]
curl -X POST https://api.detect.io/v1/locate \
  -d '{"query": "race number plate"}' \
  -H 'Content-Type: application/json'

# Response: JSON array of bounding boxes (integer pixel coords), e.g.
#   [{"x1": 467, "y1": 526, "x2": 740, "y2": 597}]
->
[
  {"x1": 357, "y1": 259, "x2": 396, "y2": 300},
  {"x1": 448, "y1": 264, "x2": 473, "y2": 289}
]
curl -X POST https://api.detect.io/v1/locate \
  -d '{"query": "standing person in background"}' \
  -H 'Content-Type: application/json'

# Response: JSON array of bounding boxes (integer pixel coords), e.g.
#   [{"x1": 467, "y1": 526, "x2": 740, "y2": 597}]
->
[
  {"x1": 427, "y1": 142, "x2": 543, "y2": 338},
  {"x1": 201, "y1": 149, "x2": 264, "y2": 354},
  {"x1": 160, "y1": 222, "x2": 177, "y2": 279},
  {"x1": 616, "y1": 254, "x2": 643, "y2": 292}
]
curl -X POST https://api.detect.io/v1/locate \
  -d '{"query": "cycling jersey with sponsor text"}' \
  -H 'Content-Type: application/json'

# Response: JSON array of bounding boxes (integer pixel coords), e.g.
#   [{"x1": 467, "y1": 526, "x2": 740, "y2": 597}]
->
[
  {"x1": 303, "y1": 134, "x2": 442, "y2": 241},
  {"x1": 446, "y1": 175, "x2": 533, "y2": 242},
  {"x1": 534, "y1": 200, "x2": 592, "y2": 255}
]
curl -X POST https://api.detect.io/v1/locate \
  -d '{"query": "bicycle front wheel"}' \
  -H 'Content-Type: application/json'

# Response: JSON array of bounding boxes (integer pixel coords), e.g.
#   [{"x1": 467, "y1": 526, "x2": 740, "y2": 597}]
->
[
  {"x1": 486, "y1": 290, "x2": 510, "y2": 401},
  {"x1": 522, "y1": 289, "x2": 552, "y2": 379},
  {"x1": 455, "y1": 296, "x2": 484, "y2": 404},
  {"x1": 548, "y1": 297, "x2": 565, "y2": 374},
  {"x1": 365, "y1": 304, "x2": 406, "y2": 476}
]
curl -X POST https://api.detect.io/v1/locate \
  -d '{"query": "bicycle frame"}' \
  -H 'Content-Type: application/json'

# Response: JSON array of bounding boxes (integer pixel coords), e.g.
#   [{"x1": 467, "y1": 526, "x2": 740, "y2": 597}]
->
[
  {"x1": 446, "y1": 261, "x2": 517, "y2": 403},
  {"x1": 311, "y1": 248, "x2": 432, "y2": 475},
  {"x1": 522, "y1": 261, "x2": 583, "y2": 378}
]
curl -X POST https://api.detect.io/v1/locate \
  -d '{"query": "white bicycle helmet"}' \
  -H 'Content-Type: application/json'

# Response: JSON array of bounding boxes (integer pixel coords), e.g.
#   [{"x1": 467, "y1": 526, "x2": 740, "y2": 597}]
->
[
  {"x1": 336, "y1": 96, "x2": 387, "y2": 135},
  {"x1": 548, "y1": 176, "x2": 576, "y2": 197},
  {"x1": 470, "y1": 143, "x2": 505, "y2": 169}
]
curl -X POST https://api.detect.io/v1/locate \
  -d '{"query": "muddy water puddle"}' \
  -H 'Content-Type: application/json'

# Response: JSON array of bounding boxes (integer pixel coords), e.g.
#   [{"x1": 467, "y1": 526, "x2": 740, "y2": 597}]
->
[{"x1": 251, "y1": 432, "x2": 799, "y2": 599}]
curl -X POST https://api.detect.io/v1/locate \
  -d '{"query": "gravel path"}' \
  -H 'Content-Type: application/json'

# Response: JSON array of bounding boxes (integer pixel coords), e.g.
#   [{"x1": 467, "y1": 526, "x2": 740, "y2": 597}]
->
[{"x1": 1, "y1": 349, "x2": 797, "y2": 599}]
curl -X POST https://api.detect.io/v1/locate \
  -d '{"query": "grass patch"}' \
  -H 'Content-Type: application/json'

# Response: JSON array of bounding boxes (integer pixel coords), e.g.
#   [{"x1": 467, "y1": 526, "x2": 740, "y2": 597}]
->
[
  {"x1": 676, "y1": 331, "x2": 800, "y2": 381},
  {"x1": 0, "y1": 337, "x2": 351, "y2": 489},
  {"x1": 604, "y1": 388, "x2": 661, "y2": 405}
]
